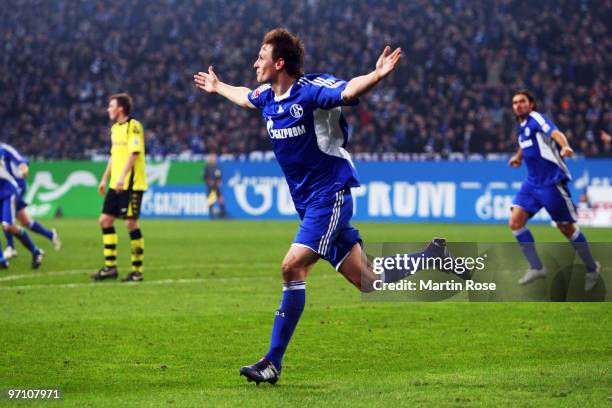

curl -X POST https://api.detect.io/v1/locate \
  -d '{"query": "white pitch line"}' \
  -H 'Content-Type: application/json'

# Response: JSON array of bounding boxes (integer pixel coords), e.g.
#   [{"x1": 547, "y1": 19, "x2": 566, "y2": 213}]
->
[
  {"x1": 0, "y1": 269, "x2": 90, "y2": 282},
  {"x1": 0, "y1": 262, "x2": 278, "y2": 283},
  {"x1": 0, "y1": 277, "x2": 209, "y2": 291},
  {"x1": 0, "y1": 274, "x2": 341, "y2": 291}
]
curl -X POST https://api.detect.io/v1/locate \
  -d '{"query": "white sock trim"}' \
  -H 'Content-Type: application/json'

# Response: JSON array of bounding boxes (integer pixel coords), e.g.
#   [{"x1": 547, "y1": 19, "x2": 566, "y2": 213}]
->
[
  {"x1": 512, "y1": 227, "x2": 529, "y2": 236},
  {"x1": 283, "y1": 280, "x2": 306, "y2": 291}
]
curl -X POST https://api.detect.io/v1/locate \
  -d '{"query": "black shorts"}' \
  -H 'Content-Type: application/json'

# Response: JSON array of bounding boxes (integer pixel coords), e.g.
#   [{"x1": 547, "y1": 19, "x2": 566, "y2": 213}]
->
[{"x1": 102, "y1": 189, "x2": 144, "y2": 219}]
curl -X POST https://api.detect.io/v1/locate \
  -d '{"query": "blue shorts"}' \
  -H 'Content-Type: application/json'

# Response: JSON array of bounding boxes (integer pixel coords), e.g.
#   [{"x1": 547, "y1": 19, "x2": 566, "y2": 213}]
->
[
  {"x1": 512, "y1": 181, "x2": 577, "y2": 223},
  {"x1": 1, "y1": 195, "x2": 17, "y2": 226},
  {"x1": 293, "y1": 189, "x2": 362, "y2": 270}
]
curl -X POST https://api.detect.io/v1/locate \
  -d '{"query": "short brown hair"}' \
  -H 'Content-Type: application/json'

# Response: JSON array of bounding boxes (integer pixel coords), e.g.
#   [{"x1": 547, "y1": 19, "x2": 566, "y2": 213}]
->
[
  {"x1": 262, "y1": 28, "x2": 304, "y2": 78},
  {"x1": 110, "y1": 93, "x2": 133, "y2": 116},
  {"x1": 513, "y1": 89, "x2": 537, "y2": 110}
]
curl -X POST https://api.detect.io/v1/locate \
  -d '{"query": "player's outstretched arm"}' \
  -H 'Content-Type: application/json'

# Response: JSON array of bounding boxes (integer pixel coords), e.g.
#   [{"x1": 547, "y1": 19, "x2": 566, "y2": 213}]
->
[
  {"x1": 194, "y1": 66, "x2": 255, "y2": 109},
  {"x1": 551, "y1": 130, "x2": 574, "y2": 157},
  {"x1": 341, "y1": 46, "x2": 402, "y2": 103}
]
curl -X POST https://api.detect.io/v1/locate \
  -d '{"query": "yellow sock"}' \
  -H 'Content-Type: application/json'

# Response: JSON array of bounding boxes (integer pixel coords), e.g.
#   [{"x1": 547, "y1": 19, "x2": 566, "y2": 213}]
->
[
  {"x1": 129, "y1": 229, "x2": 144, "y2": 273},
  {"x1": 102, "y1": 227, "x2": 118, "y2": 268}
]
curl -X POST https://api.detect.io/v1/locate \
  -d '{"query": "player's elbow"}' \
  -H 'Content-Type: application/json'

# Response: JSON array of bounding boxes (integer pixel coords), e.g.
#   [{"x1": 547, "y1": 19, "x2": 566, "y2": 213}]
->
[
  {"x1": 341, "y1": 90, "x2": 356, "y2": 104},
  {"x1": 551, "y1": 129, "x2": 567, "y2": 142},
  {"x1": 239, "y1": 96, "x2": 255, "y2": 109}
]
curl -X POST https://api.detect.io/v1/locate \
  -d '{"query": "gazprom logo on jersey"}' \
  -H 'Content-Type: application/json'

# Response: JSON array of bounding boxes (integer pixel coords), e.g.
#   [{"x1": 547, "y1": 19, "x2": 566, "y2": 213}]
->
[{"x1": 266, "y1": 117, "x2": 306, "y2": 140}]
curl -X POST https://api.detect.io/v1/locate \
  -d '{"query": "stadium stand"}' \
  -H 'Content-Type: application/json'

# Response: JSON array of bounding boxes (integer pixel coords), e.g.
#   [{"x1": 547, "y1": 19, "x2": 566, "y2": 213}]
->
[{"x1": 1, "y1": 0, "x2": 610, "y2": 159}]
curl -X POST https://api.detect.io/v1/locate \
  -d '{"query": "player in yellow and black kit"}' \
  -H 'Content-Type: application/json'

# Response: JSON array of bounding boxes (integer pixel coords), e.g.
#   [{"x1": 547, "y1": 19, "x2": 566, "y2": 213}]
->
[{"x1": 92, "y1": 93, "x2": 147, "y2": 282}]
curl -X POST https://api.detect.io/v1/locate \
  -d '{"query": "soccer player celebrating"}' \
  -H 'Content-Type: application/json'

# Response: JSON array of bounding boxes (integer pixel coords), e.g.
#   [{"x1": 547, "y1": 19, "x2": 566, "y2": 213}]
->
[
  {"x1": 91, "y1": 93, "x2": 147, "y2": 282},
  {"x1": 194, "y1": 28, "x2": 463, "y2": 385},
  {"x1": 508, "y1": 90, "x2": 600, "y2": 290},
  {"x1": 0, "y1": 142, "x2": 61, "y2": 260}
]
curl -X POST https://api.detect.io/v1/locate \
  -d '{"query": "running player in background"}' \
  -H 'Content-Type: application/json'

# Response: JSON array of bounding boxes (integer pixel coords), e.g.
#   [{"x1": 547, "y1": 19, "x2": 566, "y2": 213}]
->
[
  {"x1": 91, "y1": 93, "x2": 147, "y2": 282},
  {"x1": 194, "y1": 28, "x2": 465, "y2": 385},
  {"x1": 508, "y1": 90, "x2": 600, "y2": 290},
  {"x1": 0, "y1": 145, "x2": 44, "y2": 269},
  {"x1": 0, "y1": 142, "x2": 61, "y2": 260}
]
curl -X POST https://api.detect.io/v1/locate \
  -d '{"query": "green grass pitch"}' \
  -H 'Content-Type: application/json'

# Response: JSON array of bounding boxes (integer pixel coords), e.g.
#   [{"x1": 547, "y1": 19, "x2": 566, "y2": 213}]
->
[{"x1": 0, "y1": 220, "x2": 610, "y2": 407}]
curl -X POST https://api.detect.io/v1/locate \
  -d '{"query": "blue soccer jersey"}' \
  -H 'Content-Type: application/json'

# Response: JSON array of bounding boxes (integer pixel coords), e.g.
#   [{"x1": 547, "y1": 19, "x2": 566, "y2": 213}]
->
[
  {"x1": 0, "y1": 147, "x2": 19, "y2": 201},
  {"x1": 248, "y1": 73, "x2": 360, "y2": 210},
  {"x1": 517, "y1": 111, "x2": 570, "y2": 186},
  {"x1": 1, "y1": 143, "x2": 28, "y2": 193}
]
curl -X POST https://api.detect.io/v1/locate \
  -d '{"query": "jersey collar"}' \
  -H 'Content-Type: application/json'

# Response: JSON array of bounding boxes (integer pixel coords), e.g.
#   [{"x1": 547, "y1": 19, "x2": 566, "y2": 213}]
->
[
  {"x1": 116, "y1": 116, "x2": 132, "y2": 125},
  {"x1": 273, "y1": 84, "x2": 293, "y2": 102}
]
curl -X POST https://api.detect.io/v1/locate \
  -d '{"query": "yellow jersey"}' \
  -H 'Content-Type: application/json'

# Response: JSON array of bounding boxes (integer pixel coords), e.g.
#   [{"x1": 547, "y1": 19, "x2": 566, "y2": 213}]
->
[{"x1": 110, "y1": 118, "x2": 147, "y2": 191}]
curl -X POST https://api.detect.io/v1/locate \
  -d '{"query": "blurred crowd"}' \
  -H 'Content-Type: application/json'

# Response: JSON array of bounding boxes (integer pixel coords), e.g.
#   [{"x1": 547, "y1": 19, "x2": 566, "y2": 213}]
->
[{"x1": 1, "y1": 0, "x2": 610, "y2": 159}]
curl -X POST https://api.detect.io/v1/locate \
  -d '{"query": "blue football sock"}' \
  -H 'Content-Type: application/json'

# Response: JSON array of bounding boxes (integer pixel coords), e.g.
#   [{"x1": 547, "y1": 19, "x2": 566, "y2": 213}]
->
[
  {"x1": 3, "y1": 229, "x2": 14, "y2": 249},
  {"x1": 28, "y1": 221, "x2": 54, "y2": 240},
  {"x1": 265, "y1": 280, "x2": 306, "y2": 370},
  {"x1": 570, "y1": 228, "x2": 597, "y2": 272},
  {"x1": 381, "y1": 250, "x2": 432, "y2": 283},
  {"x1": 513, "y1": 227, "x2": 543, "y2": 270},
  {"x1": 15, "y1": 228, "x2": 39, "y2": 254}
]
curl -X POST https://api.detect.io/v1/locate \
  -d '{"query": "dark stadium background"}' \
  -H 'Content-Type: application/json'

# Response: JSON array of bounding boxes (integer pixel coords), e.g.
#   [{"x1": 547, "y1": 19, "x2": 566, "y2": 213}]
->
[{"x1": 1, "y1": 0, "x2": 610, "y2": 159}]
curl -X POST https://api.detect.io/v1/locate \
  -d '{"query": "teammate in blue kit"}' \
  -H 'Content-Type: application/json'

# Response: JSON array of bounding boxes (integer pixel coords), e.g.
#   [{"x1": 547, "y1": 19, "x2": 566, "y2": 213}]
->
[
  {"x1": 0, "y1": 143, "x2": 61, "y2": 260},
  {"x1": 0, "y1": 145, "x2": 45, "y2": 269},
  {"x1": 508, "y1": 90, "x2": 600, "y2": 291},
  {"x1": 194, "y1": 28, "x2": 466, "y2": 385}
]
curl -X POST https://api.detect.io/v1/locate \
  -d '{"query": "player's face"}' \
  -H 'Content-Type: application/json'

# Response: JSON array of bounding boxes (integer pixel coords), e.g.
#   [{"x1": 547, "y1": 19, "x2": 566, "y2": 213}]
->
[
  {"x1": 107, "y1": 99, "x2": 120, "y2": 121},
  {"x1": 254, "y1": 44, "x2": 276, "y2": 83},
  {"x1": 512, "y1": 94, "x2": 533, "y2": 118}
]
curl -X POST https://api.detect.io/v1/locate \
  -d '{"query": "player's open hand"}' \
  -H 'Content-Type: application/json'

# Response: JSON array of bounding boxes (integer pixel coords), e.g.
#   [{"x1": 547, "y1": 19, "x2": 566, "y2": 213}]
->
[
  {"x1": 194, "y1": 66, "x2": 219, "y2": 93},
  {"x1": 560, "y1": 146, "x2": 574, "y2": 158},
  {"x1": 375, "y1": 46, "x2": 402, "y2": 81},
  {"x1": 98, "y1": 181, "x2": 106, "y2": 196},
  {"x1": 18, "y1": 163, "x2": 29, "y2": 178},
  {"x1": 508, "y1": 155, "x2": 522, "y2": 167}
]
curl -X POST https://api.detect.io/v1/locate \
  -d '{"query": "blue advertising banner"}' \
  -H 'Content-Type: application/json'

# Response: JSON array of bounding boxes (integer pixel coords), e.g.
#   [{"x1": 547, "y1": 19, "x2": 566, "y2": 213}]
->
[{"x1": 141, "y1": 159, "x2": 612, "y2": 223}]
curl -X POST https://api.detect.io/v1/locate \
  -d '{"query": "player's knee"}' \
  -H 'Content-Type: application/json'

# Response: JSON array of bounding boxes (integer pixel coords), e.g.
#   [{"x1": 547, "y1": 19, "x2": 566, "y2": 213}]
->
[
  {"x1": 557, "y1": 222, "x2": 575, "y2": 238},
  {"x1": 508, "y1": 217, "x2": 524, "y2": 231},
  {"x1": 17, "y1": 211, "x2": 29, "y2": 226},
  {"x1": 3, "y1": 223, "x2": 17, "y2": 234},
  {"x1": 98, "y1": 215, "x2": 112, "y2": 228},
  {"x1": 124, "y1": 219, "x2": 138, "y2": 231},
  {"x1": 280, "y1": 260, "x2": 304, "y2": 282}
]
